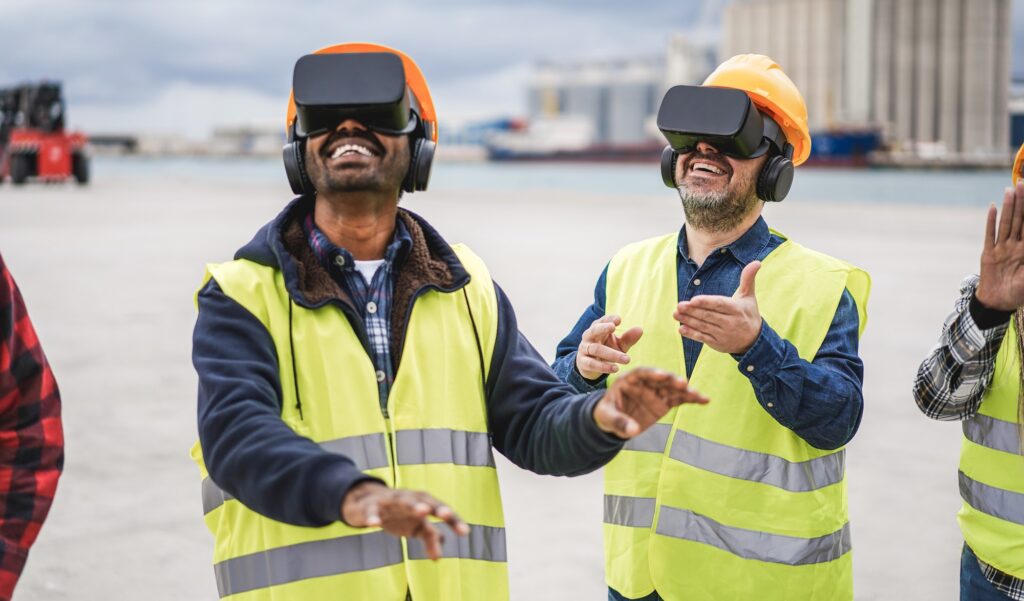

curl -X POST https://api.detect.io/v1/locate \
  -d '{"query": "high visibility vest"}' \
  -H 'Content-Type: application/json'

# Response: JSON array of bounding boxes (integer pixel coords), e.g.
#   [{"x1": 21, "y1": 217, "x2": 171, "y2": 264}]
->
[
  {"x1": 958, "y1": 320, "x2": 1024, "y2": 578},
  {"x1": 603, "y1": 232, "x2": 870, "y2": 600},
  {"x1": 190, "y1": 244, "x2": 508, "y2": 601}
]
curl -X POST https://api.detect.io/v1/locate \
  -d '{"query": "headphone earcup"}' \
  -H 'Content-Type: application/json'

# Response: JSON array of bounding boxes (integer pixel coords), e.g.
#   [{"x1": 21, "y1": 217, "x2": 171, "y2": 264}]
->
[
  {"x1": 661, "y1": 145, "x2": 678, "y2": 188},
  {"x1": 756, "y1": 155, "x2": 794, "y2": 202},
  {"x1": 282, "y1": 138, "x2": 314, "y2": 195},
  {"x1": 403, "y1": 137, "x2": 436, "y2": 193}
]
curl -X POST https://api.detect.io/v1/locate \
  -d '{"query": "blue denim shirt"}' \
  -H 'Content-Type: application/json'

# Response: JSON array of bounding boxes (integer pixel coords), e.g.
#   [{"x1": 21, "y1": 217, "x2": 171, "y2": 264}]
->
[{"x1": 552, "y1": 216, "x2": 864, "y2": 450}]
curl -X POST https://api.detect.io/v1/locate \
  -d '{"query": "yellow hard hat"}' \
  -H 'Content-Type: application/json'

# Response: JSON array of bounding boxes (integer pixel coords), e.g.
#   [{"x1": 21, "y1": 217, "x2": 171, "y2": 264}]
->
[
  {"x1": 703, "y1": 54, "x2": 811, "y2": 166},
  {"x1": 1013, "y1": 142, "x2": 1024, "y2": 185}
]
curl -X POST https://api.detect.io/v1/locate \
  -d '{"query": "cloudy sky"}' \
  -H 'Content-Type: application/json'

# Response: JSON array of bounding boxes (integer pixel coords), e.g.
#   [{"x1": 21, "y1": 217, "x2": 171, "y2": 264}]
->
[{"x1": 2, "y1": 0, "x2": 1022, "y2": 138}]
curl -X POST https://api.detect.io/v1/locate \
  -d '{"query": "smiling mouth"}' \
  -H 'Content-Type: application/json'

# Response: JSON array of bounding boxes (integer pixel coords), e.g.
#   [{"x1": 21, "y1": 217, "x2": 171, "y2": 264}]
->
[
  {"x1": 328, "y1": 143, "x2": 378, "y2": 159},
  {"x1": 689, "y1": 160, "x2": 729, "y2": 176}
]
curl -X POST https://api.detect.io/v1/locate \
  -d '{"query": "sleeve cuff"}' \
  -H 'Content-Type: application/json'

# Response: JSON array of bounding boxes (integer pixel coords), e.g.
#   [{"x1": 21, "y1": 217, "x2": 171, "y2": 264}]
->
[
  {"x1": 969, "y1": 291, "x2": 1014, "y2": 331},
  {"x1": 732, "y1": 320, "x2": 785, "y2": 386},
  {"x1": 566, "y1": 354, "x2": 608, "y2": 392}
]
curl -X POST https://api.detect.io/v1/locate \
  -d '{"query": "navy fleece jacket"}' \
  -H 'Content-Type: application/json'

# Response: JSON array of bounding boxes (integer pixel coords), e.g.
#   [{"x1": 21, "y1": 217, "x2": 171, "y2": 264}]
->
[{"x1": 193, "y1": 198, "x2": 624, "y2": 527}]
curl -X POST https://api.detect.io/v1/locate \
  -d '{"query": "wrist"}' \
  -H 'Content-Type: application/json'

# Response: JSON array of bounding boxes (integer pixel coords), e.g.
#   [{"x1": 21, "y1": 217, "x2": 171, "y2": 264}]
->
[
  {"x1": 340, "y1": 480, "x2": 387, "y2": 525},
  {"x1": 975, "y1": 281, "x2": 1015, "y2": 312},
  {"x1": 970, "y1": 290, "x2": 1015, "y2": 330}
]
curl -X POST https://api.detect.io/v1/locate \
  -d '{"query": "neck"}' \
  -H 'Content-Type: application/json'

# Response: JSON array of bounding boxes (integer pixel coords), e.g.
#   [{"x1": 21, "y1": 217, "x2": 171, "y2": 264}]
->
[
  {"x1": 684, "y1": 209, "x2": 762, "y2": 267},
  {"x1": 313, "y1": 191, "x2": 399, "y2": 260}
]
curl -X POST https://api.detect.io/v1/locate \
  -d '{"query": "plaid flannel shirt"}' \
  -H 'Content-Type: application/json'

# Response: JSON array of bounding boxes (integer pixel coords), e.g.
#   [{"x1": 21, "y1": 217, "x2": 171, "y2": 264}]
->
[
  {"x1": 303, "y1": 213, "x2": 411, "y2": 415},
  {"x1": 0, "y1": 253, "x2": 64, "y2": 601},
  {"x1": 913, "y1": 274, "x2": 1023, "y2": 599}
]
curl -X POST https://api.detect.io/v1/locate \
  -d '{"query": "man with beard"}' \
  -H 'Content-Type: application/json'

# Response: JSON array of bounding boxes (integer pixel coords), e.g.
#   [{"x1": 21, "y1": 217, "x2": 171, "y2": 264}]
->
[
  {"x1": 552, "y1": 55, "x2": 870, "y2": 600},
  {"x1": 191, "y1": 43, "x2": 708, "y2": 601}
]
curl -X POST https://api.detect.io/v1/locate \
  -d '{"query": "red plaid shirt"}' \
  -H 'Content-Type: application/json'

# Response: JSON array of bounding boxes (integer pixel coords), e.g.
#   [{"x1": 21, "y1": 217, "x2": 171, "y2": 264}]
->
[{"x1": 0, "y1": 254, "x2": 63, "y2": 600}]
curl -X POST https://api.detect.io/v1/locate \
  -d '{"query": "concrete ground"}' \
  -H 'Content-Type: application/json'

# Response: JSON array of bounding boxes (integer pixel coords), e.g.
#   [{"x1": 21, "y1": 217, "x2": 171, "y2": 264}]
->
[{"x1": 0, "y1": 170, "x2": 989, "y2": 599}]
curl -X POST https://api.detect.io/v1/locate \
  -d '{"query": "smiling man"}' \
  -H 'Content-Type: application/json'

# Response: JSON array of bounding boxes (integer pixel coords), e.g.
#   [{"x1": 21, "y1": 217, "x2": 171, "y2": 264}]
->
[
  {"x1": 552, "y1": 55, "x2": 871, "y2": 600},
  {"x1": 190, "y1": 43, "x2": 708, "y2": 601}
]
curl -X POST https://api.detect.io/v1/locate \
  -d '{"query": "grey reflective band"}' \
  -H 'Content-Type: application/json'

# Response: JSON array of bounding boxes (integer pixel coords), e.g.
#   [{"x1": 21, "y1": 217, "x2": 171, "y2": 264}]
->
[
  {"x1": 668, "y1": 430, "x2": 845, "y2": 492},
  {"x1": 655, "y1": 505, "x2": 852, "y2": 566},
  {"x1": 959, "y1": 470, "x2": 1024, "y2": 526},
  {"x1": 395, "y1": 429, "x2": 495, "y2": 467},
  {"x1": 202, "y1": 433, "x2": 389, "y2": 515},
  {"x1": 202, "y1": 477, "x2": 234, "y2": 515},
  {"x1": 406, "y1": 523, "x2": 507, "y2": 563},
  {"x1": 964, "y1": 414, "x2": 1022, "y2": 456},
  {"x1": 624, "y1": 423, "x2": 673, "y2": 453},
  {"x1": 214, "y1": 530, "x2": 403, "y2": 598},
  {"x1": 604, "y1": 494, "x2": 656, "y2": 528},
  {"x1": 320, "y1": 433, "x2": 391, "y2": 471}
]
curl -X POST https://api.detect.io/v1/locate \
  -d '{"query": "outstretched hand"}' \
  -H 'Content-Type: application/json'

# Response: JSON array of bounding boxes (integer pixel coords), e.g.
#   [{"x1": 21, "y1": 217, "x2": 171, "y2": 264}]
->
[
  {"x1": 674, "y1": 261, "x2": 764, "y2": 355},
  {"x1": 341, "y1": 482, "x2": 469, "y2": 561},
  {"x1": 976, "y1": 182, "x2": 1024, "y2": 312},
  {"x1": 594, "y1": 368, "x2": 709, "y2": 438}
]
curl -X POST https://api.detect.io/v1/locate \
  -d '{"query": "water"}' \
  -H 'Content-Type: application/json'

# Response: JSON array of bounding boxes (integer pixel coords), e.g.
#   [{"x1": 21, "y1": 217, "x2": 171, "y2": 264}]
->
[{"x1": 91, "y1": 155, "x2": 1011, "y2": 206}]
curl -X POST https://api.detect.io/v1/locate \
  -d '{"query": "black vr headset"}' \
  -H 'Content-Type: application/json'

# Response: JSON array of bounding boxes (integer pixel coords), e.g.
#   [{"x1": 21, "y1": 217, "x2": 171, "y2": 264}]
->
[
  {"x1": 282, "y1": 52, "x2": 436, "y2": 195},
  {"x1": 657, "y1": 85, "x2": 795, "y2": 202}
]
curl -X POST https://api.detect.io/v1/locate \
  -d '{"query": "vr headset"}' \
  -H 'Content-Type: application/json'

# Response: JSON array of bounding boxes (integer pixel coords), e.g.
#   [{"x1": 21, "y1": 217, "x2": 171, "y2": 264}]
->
[
  {"x1": 657, "y1": 85, "x2": 795, "y2": 202},
  {"x1": 283, "y1": 52, "x2": 435, "y2": 195}
]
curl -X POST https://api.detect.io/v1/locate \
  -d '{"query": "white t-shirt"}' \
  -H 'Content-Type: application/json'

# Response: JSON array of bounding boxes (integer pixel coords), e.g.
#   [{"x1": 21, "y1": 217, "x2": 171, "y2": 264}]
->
[{"x1": 353, "y1": 259, "x2": 385, "y2": 285}]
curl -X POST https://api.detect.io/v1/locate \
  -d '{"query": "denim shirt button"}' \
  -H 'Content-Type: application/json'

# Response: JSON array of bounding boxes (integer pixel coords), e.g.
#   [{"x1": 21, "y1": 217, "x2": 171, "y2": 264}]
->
[
  {"x1": 746, "y1": 364, "x2": 755, "y2": 372},
  {"x1": 693, "y1": 278, "x2": 702, "y2": 286}
]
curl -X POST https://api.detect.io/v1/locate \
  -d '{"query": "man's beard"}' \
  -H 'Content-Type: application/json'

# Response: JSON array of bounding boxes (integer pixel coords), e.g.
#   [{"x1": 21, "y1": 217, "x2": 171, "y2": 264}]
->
[
  {"x1": 306, "y1": 131, "x2": 409, "y2": 194},
  {"x1": 676, "y1": 178, "x2": 761, "y2": 233}
]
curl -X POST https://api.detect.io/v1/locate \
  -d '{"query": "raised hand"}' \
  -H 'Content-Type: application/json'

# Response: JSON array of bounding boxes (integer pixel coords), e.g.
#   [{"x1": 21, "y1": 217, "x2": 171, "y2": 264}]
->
[
  {"x1": 976, "y1": 182, "x2": 1024, "y2": 311},
  {"x1": 575, "y1": 315, "x2": 644, "y2": 380},
  {"x1": 674, "y1": 261, "x2": 764, "y2": 355},
  {"x1": 341, "y1": 482, "x2": 469, "y2": 561},
  {"x1": 593, "y1": 368, "x2": 709, "y2": 438}
]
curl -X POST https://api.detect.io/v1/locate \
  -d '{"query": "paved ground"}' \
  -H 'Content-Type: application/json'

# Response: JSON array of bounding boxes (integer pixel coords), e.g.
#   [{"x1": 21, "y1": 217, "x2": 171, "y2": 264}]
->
[{"x1": 0, "y1": 170, "x2": 990, "y2": 599}]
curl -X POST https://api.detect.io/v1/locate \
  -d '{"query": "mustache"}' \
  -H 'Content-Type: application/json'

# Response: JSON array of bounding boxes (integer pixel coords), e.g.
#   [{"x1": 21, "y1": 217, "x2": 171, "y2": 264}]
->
[
  {"x1": 683, "y1": 151, "x2": 733, "y2": 176},
  {"x1": 321, "y1": 128, "x2": 386, "y2": 157}
]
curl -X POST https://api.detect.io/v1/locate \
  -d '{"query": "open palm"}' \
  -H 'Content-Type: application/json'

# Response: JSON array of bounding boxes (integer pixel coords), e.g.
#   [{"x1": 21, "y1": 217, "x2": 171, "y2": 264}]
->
[{"x1": 977, "y1": 182, "x2": 1024, "y2": 311}]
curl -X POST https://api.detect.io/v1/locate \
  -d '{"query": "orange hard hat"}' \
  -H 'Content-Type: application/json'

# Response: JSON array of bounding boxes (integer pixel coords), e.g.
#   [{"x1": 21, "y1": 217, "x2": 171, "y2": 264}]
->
[
  {"x1": 703, "y1": 54, "x2": 811, "y2": 166},
  {"x1": 1013, "y1": 142, "x2": 1024, "y2": 185},
  {"x1": 285, "y1": 42, "x2": 438, "y2": 143}
]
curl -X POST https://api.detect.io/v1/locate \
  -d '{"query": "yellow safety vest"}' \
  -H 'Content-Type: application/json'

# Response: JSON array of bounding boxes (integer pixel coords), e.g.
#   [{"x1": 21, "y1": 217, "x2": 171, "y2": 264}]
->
[
  {"x1": 190, "y1": 244, "x2": 509, "y2": 601},
  {"x1": 603, "y1": 231, "x2": 870, "y2": 600},
  {"x1": 959, "y1": 320, "x2": 1024, "y2": 578}
]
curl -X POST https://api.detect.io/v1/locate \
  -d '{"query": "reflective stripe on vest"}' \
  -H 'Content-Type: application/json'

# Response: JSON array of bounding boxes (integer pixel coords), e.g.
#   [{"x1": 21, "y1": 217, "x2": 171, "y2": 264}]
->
[
  {"x1": 667, "y1": 430, "x2": 845, "y2": 493},
  {"x1": 960, "y1": 470, "x2": 1024, "y2": 526},
  {"x1": 604, "y1": 495, "x2": 656, "y2": 529},
  {"x1": 213, "y1": 524, "x2": 507, "y2": 598},
  {"x1": 202, "y1": 429, "x2": 494, "y2": 514},
  {"x1": 964, "y1": 414, "x2": 1022, "y2": 456},
  {"x1": 655, "y1": 505, "x2": 852, "y2": 566},
  {"x1": 623, "y1": 423, "x2": 672, "y2": 453}
]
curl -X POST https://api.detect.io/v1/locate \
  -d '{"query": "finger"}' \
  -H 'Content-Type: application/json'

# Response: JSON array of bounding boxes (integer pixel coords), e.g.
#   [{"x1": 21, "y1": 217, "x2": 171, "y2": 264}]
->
[
  {"x1": 679, "y1": 324, "x2": 715, "y2": 345},
  {"x1": 984, "y1": 203, "x2": 997, "y2": 249},
  {"x1": 734, "y1": 261, "x2": 761, "y2": 298},
  {"x1": 675, "y1": 305, "x2": 730, "y2": 325},
  {"x1": 998, "y1": 188, "x2": 1014, "y2": 244},
  {"x1": 618, "y1": 327, "x2": 644, "y2": 352},
  {"x1": 590, "y1": 343, "x2": 631, "y2": 364},
  {"x1": 416, "y1": 520, "x2": 444, "y2": 561},
  {"x1": 1014, "y1": 183, "x2": 1024, "y2": 241},
  {"x1": 578, "y1": 356, "x2": 620, "y2": 375},
  {"x1": 434, "y1": 505, "x2": 470, "y2": 536},
  {"x1": 582, "y1": 322, "x2": 617, "y2": 343},
  {"x1": 676, "y1": 315, "x2": 721, "y2": 339},
  {"x1": 683, "y1": 296, "x2": 735, "y2": 315}
]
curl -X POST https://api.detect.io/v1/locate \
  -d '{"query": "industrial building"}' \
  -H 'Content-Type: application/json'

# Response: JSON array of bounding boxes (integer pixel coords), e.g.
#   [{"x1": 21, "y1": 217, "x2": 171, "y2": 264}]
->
[{"x1": 722, "y1": 0, "x2": 1013, "y2": 159}]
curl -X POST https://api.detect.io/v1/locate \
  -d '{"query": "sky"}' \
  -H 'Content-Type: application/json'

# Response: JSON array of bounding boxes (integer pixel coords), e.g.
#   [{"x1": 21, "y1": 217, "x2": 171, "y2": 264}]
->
[{"x1": 1, "y1": 0, "x2": 1023, "y2": 139}]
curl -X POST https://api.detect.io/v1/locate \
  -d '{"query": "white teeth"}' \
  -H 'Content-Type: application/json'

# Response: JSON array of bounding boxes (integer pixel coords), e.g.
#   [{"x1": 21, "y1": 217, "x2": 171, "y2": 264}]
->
[
  {"x1": 692, "y1": 162, "x2": 725, "y2": 175},
  {"x1": 330, "y1": 144, "x2": 373, "y2": 159}
]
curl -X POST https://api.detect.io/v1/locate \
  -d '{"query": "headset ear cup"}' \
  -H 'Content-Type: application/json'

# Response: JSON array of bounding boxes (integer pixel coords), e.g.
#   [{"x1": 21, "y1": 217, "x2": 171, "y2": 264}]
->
[
  {"x1": 661, "y1": 145, "x2": 678, "y2": 188},
  {"x1": 756, "y1": 156, "x2": 794, "y2": 202},
  {"x1": 402, "y1": 137, "x2": 436, "y2": 193},
  {"x1": 282, "y1": 138, "x2": 314, "y2": 195}
]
